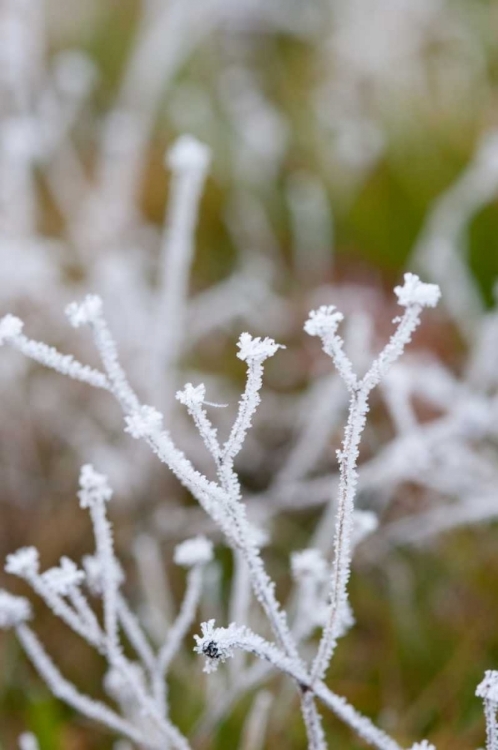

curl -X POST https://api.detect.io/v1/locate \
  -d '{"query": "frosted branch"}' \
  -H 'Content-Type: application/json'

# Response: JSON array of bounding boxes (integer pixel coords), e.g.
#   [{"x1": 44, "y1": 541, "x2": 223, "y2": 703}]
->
[
  {"x1": 0, "y1": 590, "x2": 32, "y2": 628},
  {"x1": 313, "y1": 682, "x2": 404, "y2": 750},
  {"x1": 66, "y1": 296, "x2": 140, "y2": 413},
  {"x1": 305, "y1": 307, "x2": 357, "y2": 391},
  {"x1": 194, "y1": 619, "x2": 302, "y2": 679},
  {"x1": 152, "y1": 135, "x2": 211, "y2": 414},
  {"x1": 477, "y1": 672, "x2": 498, "y2": 750},
  {"x1": 194, "y1": 620, "x2": 403, "y2": 750},
  {"x1": 222, "y1": 333, "x2": 284, "y2": 464},
  {"x1": 310, "y1": 274, "x2": 440, "y2": 684},
  {"x1": 153, "y1": 547, "x2": 209, "y2": 707},
  {"x1": 6, "y1": 548, "x2": 101, "y2": 647},
  {"x1": 117, "y1": 595, "x2": 156, "y2": 673},
  {"x1": 79, "y1": 465, "x2": 120, "y2": 653},
  {"x1": 16, "y1": 624, "x2": 157, "y2": 748},
  {"x1": 176, "y1": 383, "x2": 221, "y2": 461},
  {"x1": 301, "y1": 693, "x2": 327, "y2": 750},
  {"x1": 0, "y1": 316, "x2": 110, "y2": 390}
]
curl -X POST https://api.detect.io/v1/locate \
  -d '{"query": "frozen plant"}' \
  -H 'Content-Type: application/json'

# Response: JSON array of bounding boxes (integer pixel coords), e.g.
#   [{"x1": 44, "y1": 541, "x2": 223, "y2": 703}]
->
[
  {"x1": 0, "y1": 273, "x2": 454, "y2": 750},
  {"x1": 2, "y1": 463, "x2": 214, "y2": 749}
]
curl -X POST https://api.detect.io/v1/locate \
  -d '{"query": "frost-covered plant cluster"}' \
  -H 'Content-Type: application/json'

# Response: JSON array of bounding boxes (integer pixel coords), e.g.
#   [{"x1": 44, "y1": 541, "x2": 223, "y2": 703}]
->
[
  {"x1": 3, "y1": 261, "x2": 497, "y2": 749},
  {"x1": 0, "y1": 270, "x2": 450, "y2": 750}
]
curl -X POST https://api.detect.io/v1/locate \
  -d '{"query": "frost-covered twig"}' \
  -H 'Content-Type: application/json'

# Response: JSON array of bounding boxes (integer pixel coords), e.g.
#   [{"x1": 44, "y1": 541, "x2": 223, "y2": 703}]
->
[
  {"x1": 153, "y1": 136, "x2": 211, "y2": 415},
  {"x1": 193, "y1": 618, "x2": 404, "y2": 750},
  {"x1": 66, "y1": 296, "x2": 140, "y2": 412},
  {"x1": 153, "y1": 537, "x2": 212, "y2": 709},
  {"x1": 79, "y1": 464, "x2": 120, "y2": 653},
  {"x1": 309, "y1": 274, "x2": 440, "y2": 683},
  {"x1": 477, "y1": 671, "x2": 498, "y2": 750},
  {"x1": 2, "y1": 467, "x2": 194, "y2": 749},
  {"x1": 301, "y1": 694, "x2": 327, "y2": 750},
  {"x1": 176, "y1": 382, "x2": 222, "y2": 461},
  {"x1": 117, "y1": 594, "x2": 156, "y2": 673},
  {"x1": 16, "y1": 623, "x2": 158, "y2": 749},
  {"x1": 6, "y1": 547, "x2": 101, "y2": 648},
  {"x1": 177, "y1": 333, "x2": 300, "y2": 665},
  {"x1": 223, "y1": 333, "x2": 285, "y2": 465},
  {"x1": 0, "y1": 315, "x2": 110, "y2": 390}
]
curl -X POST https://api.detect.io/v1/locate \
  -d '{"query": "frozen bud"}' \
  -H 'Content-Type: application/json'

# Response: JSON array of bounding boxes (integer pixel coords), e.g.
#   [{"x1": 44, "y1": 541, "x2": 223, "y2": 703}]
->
[
  {"x1": 291, "y1": 549, "x2": 328, "y2": 582},
  {"x1": 78, "y1": 464, "x2": 113, "y2": 508},
  {"x1": 125, "y1": 406, "x2": 163, "y2": 439},
  {"x1": 167, "y1": 134, "x2": 211, "y2": 173},
  {"x1": 66, "y1": 295, "x2": 103, "y2": 328},
  {"x1": 194, "y1": 619, "x2": 244, "y2": 673},
  {"x1": 5, "y1": 547, "x2": 39, "y2": 578},
  {"x1": 0, "y1": 315, "x2": 23, "y2": 345},
  {"x1": 476, "y1": 670, "x2": 498, "y2": 702},
  {"x1": 236, "y1": 333, "x2": 284, "y2": 363},
  {"x1": 82, "y1": 554, "x2": 124, "y2": 595},
  {"x1": 42, "y1": 557, "x2": 84, "y2": 596},
  {"x1": 0, "y1": 591, "x2": 31, "y2": 628},
  {"x1": 409, "y1": 743, "x2": 436, "y2": 750},
  {"x1": 351, "y1": 510, "x2": 378, "y2": 547},
  {"x1": 174, "y1": 536, "x2": 213, "y2": 567},
  {"x1": 394, "y1": 273, "x2": 441, "y2": 309},
  {"x1": 304, "y1": 306, "x2": 344, "y2": 338},
  {"x1": 176, "y1": 383, "x2": 206, "y2": 408}
]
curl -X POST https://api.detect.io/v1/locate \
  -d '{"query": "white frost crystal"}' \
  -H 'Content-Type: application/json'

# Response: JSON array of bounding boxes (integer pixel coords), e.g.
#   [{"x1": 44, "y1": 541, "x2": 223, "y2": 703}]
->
[
  {"x1": 66, "y1": 295, "x2": 103, "y2": 327},
  {"x1": 394, "y1": 273, "x2": 441, "y2": 308},
  {"x1": 236, "y1": 333, "x2": 284, "y2": 363},
  {"x1": 0, "y1": 591, "x2": 31, "y2": 628},
  {"x1": 5, "y1": 546, "x2": 39, "y2": 578},
  {"x1": 477, "y1": 670, "x2": 498, "y2": 702},
  {"x1": 0, "y1": 314, "x2": 23, "y2": 344},
  {"x1": 304, "y1": 306, "x2": 344, "y2": 337},
  {"x1": 42, "y1": 557, "x2": 85, "y2": 596},
  {"x1": 78, "y1": 464, "x2": 113, "y2": 508},
  {"x1": 176, "y1": 383, "x2": 206, "y2": 407}
]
